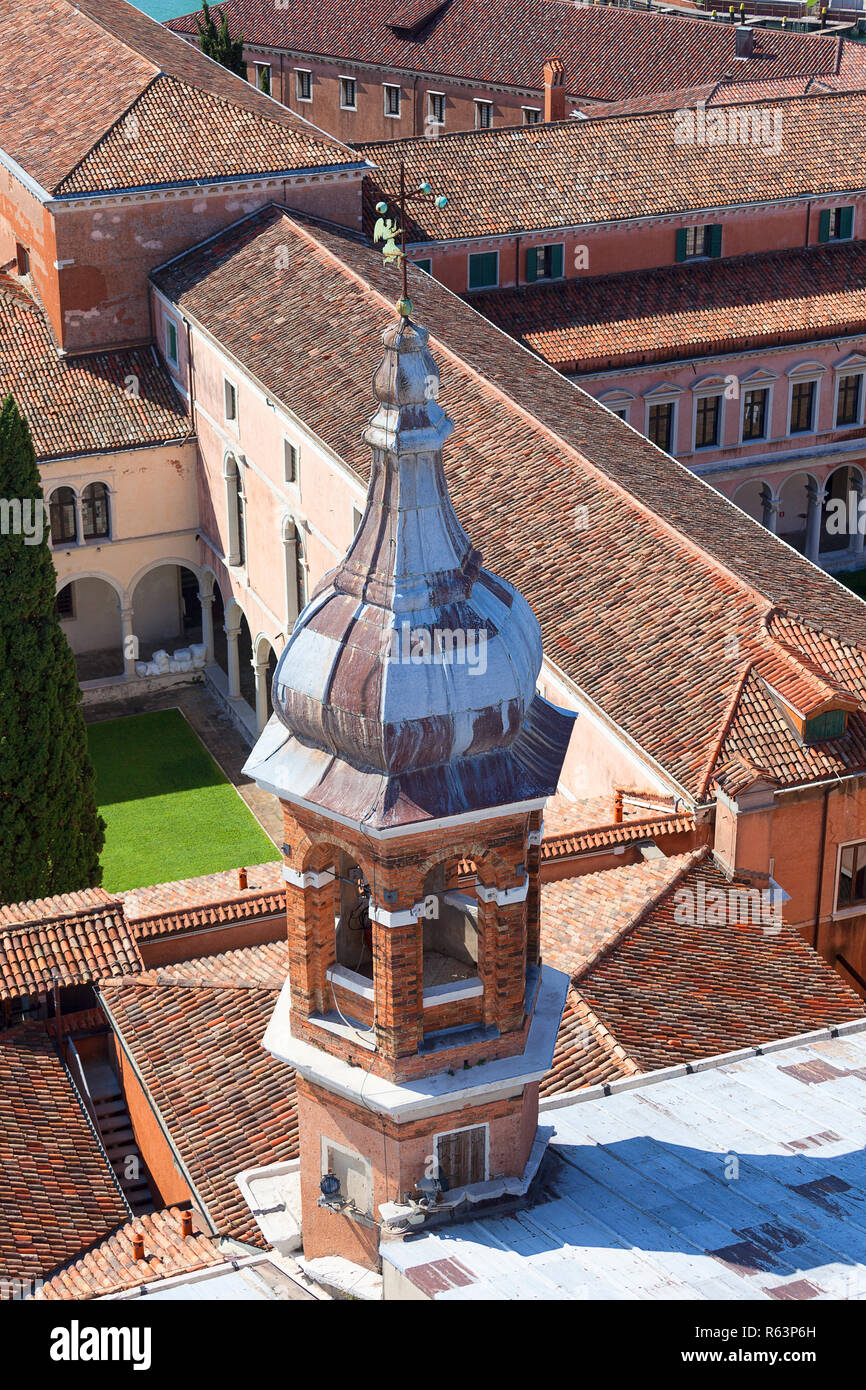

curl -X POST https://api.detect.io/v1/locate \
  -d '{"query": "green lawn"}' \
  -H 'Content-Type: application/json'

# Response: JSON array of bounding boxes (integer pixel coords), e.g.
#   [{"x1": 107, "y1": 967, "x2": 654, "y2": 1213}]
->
[{"x1": 88, "y1": 709, "x2": 279, "y2": 892}]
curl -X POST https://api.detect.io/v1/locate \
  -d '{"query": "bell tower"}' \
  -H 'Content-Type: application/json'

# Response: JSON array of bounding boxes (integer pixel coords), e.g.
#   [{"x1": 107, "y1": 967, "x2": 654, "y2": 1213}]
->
[{"x1": 245, "y1": 313, "x2": 574, "y2": 1270}]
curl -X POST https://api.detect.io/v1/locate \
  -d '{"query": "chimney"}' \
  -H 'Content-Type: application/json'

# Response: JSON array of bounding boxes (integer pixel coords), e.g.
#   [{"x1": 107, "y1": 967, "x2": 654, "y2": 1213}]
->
[
  {"x1": 180, "y1": 1210, "x2": 194, "y2": 1239},
  {"x1": 238, "y1": 866, "x2": 248, "y2": 890},
  {"x1": 543, "y1": 58, "x2": 566, "y2": 123},
  {"x1": 735, "y1": 26, "x2": 754, "y2": 57},
  {"x1": 613, "y1": 790, "x2": 624, "y2": 824},
  {"x1": 132, "y1": 1234, "x2": 145, "y2": 1261}
]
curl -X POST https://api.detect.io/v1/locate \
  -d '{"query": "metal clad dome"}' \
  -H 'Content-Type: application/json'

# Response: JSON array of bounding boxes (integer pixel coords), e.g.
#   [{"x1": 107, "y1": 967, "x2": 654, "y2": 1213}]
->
[{"x1": 272, "y1": 318, "x2": 543, "y2": 775}]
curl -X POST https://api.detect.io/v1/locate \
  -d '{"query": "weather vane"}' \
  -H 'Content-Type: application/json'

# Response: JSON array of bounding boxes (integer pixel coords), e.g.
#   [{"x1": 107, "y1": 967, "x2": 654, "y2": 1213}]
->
[{"x1": 373, "y1": 160, "x2": 448, "y2": 320}]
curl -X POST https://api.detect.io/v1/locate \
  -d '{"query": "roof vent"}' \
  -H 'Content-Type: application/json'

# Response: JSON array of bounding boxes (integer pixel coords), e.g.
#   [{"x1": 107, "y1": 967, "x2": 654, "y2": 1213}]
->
[{"x1": 735, "y1": 26, "x2": 755, "y2": 58}]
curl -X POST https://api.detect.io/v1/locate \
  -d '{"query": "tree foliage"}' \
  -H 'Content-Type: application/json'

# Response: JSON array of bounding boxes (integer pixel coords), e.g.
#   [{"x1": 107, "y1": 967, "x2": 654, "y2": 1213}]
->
[
  {"x1": 195, "y1": 1, "x2": 248, "y2": 80},
  {"x1": 0, "y1": 395, "x2": 105, "y2": 903}
]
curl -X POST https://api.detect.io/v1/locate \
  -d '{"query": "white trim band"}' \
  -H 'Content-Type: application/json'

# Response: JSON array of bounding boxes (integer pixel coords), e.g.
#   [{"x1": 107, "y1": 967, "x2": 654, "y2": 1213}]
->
[
  {"x1": 476, "y1": 875, "x2": 530, "y2": 907},
  {"x1": 282, "y1": 864, "x2": 336, "y2": 889}
]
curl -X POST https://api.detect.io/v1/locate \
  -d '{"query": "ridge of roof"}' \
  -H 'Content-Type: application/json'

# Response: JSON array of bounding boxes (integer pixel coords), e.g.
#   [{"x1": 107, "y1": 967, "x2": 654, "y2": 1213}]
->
[{"x1": 573, "y1": 845, "x2": 711, "y2": 985}]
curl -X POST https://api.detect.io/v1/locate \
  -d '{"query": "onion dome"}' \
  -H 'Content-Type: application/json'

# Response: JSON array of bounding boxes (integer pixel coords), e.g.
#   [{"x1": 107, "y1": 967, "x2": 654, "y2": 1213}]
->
[{"x1": 271, "y1": 318, "x2": 543, "y2": 775}]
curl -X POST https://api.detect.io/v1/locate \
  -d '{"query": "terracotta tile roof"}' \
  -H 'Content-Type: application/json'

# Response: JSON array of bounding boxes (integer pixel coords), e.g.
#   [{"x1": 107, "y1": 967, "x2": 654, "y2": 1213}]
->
[
  {"x1": 573, "y1": 851, "x2": 866, "y2": 1073},
  {"x1": 1, "y1": 0, "x2": 356, "y2": 198},
  {"x1": 100, "y1": 964, "x2": 297, "y2": 1246},
  {"x1": 541, "y1": 853, "x2": 695, "y2": 976},
  {"x1": 540, "y1": 990, "x2": 636, "y2": 1097},
  {"x1": 138, "y1": 940, "x2": 289, "y2": 989},
  {"x1": 359, "y1": 90, "x2": 866, "y2": 238},
  {"x1": 543, "y1": 813, "x2": 697, "y2": 862},
  {"x1": 0, "y1": 899, "x2": 143, "y2": 1003},
  {"x1": 473, "y1": 241, "x2": 866, "y2": 372},
  {"x1": 168, "y1": 0, "x2": 862, "y2": 103},
  {"x1": 122, "y1": 861, "x2": 285, "y2": 940},
  {"x1": 0, "y1": 1023, "x2": 129, "y2": 1288},
  {"x1": 151, "y1": 207, "x2": 866, "y2": 798},
  {"x1": 33, "y1": 1206, "x2": 223, "y2": 1300},
  {"x1": 0, "y1": 276, "x2": 189, "y2": 461}
]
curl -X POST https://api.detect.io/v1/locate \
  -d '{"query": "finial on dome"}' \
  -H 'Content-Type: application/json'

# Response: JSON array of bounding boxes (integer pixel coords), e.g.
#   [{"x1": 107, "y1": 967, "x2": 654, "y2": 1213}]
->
[{"x1": 371, "y1": 160, "x2": 449, "y2": 306}]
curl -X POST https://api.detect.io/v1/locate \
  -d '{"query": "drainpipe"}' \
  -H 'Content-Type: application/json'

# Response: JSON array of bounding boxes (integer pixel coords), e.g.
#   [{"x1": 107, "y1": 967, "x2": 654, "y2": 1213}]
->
[
  {"x1": 813, "y1": 784, "x2": 831, "y2": 951},
  {"x1": 805, "y1": 199, "x2": 811, "y2": 248},
  {"x1": 413, "y1": 74, "x2": 419, "y2": 137}
]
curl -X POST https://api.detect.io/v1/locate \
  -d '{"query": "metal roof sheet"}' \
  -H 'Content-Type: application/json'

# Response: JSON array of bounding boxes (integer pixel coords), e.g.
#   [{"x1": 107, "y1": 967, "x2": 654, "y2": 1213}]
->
[{"x1": 381, "y1": 1023, "x2": 866, "y2": 1300}]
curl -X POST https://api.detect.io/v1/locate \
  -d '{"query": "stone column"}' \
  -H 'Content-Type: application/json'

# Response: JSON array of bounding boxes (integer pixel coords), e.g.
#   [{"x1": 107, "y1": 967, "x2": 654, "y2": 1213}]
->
[
  {"x1": 760, "y1": 484, "x2": 778, "y2": 535},
  {"x1": 226, "y1": 624, "x2": 241, "y2": 699},
  {"x1": 805, "y1": 479, "x2": 826, "y2": 563},
  {"x1": 852, "y1": 474, "x2": 865, "y2": 559},
  {"x1": 369, "y1": 903, "x2": 422, "y2": 1058},
  {"x1": 120, "y1": 606, "x2": 137, "y2": 678},
  {"x1": 199, "y1": 589, "x2": 214, "y2": 663},
  {"x1": 254, "y1": 653, "x2": 270, "y2": 732}
]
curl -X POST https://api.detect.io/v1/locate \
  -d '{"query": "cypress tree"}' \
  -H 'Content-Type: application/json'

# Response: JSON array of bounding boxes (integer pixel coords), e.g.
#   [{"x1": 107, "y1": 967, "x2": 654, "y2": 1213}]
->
[
  {"x1": 194, "y1": 1, "x2": 248, "y2": 81},
  {"x1": 0, "y1": 395, "x2": 105, "y2": 904}
]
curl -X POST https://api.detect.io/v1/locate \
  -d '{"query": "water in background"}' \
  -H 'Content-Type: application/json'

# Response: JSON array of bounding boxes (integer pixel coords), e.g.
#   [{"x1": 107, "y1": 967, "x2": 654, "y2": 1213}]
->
[{"x1": 134, "y1": 0, "x2": 194, "y2": 20}]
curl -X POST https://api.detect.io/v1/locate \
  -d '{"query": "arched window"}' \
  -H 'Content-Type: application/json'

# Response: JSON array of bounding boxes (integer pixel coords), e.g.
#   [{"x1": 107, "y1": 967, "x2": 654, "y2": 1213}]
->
[
  {"x1": 283, "y1": 518, "x2": 306, "y2": 626},
  {"x1": 49, "y1": 487, "x2": 77, "y2": 545},
  {"x1": 81, "y1": 482, "x2": 110, "y2": 540},
  {"x1": 224, "y1": 455, "x2": 246, "y2": 567}
]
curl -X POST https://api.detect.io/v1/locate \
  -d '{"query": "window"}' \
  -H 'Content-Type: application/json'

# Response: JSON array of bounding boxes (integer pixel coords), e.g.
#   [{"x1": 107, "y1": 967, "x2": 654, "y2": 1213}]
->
[
  {"x1": 522, "y1": 106, "x2": 541, "y2": 125},
  {"x1": 676, "y1": 224, "x2": 722, "y2": 261},
  {"x1": 838, "y1": 840, "x2": 866, "y2": 911},
  {"x1": 55, "y1": 585, "x2": 74, "y2": 620},
  {"x1": 819, "y1": 206, "x2": 854, "y2": 243},
  {"x1": 49, "y1": 487, "x2": 77, "y2": 545},
  {"x1": 805, "y1": 708, "x2": 848, "y2": 743},
  {"x1": 15, "y1": 243, "x2": 30, "y2": 276},
  {"x1": 283, "y1": 517, "x2": 306, "y2": 623},
  {"x1": 790, "y1": 380, "x2": 815, "y2": 434},
  {"x1": 225, "y1": 456, "x2": 246, "y2": 567},
  {"x1": 165, "y1": 318, "x2": 178, "y2": 366},
  {"x1": 340, "y1": 77, "x2": 357, "y2": 110},
  {"x1": 427, "y1": 91, "x2": 445, "y2": 126},
  {"x1": 284, "y1": 438, "x2": 299, "y2": 486},
  {"x1": 81, "y1": 482, "x2": 110, "y2": 540},
  {"x1": 224, "y1": 377, "x2": 238, "y2": 425},
  {"x1": 384, "y1": 84, "x2": 401, "y2": 117},
  {"x1": 612, "y1": 407, "x2": 629, "y2": 422},
  {"x1": 837, "y1": 374, "x2": 862, "y2": 427},
  {"x1": 475, "y1": 100, "x2": 493, "y2": 129},
  {"x1": 254, "y1": 62, "x2": 271, "y2": 95},
  {"x1": 694, "y1": 394, "x2": 721, "y2": 449},
  {"x1": 742, "y1": 387, "x2": 768, "y2": 441},
  {"x1": 647, "y1": 402, "x2": 674, "y2": 452},
  {"x1": 467, "y1": 250, "x2": 498, "y2": 291},
  {"x1": 526, "y1": 243, "x2": 564, "y2": 282},
  {"x1": 434, "y1": 1124, "x2": 488, "y2": 1188},
  {"x1": 414, "y1": 257, "x2": 432, "y2": 275},
  {"x1": 296, "y1": 69, "x2": 312, "y2": 102}
]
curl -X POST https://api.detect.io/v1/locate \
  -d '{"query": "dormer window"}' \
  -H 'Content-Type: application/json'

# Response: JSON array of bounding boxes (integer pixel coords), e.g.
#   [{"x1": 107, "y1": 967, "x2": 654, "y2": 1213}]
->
[
  {"x1": 819, "y1": 206, "x2": 854, "y2": 243},
  {"x1": 803, "y1": 709, "x2": 848, "y2": 743}
]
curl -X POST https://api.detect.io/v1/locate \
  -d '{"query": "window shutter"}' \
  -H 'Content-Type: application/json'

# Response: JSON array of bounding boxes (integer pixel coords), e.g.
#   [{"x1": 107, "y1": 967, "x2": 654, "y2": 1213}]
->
[
  {"x1": 550, "y1": 243, "x2": 564, "y2": 278},
  {"x1": 841, "y1": 206, "x2": 854, "y2": 239},
  {"x1": 525, "y1": 247, "x2": 538, "y2": 283},
  {"x1": 708, "y1": 224, "x2": 722, "y2": 258},
  {"x1": 675, "y1": 228, "x2": 688, "y2": 262},
  {"x1": 818, "y1": 209, "x2": 831, "y2": 243}
]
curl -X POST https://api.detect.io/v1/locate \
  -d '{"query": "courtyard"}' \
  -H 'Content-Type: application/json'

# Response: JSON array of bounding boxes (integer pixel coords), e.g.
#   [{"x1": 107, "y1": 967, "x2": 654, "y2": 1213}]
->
[{"x1": 87, "y1": 706, "x2": 280, "y2": 892}]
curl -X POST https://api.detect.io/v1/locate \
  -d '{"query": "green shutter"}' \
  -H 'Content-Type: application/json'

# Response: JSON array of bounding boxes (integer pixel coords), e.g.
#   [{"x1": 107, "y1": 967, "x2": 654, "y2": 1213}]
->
[
  {"x1": 818, "y1": 209, "x2": 831, "y2": 243},
  {"x1": 525, "y1": 247, "x2": 538, "y2": 283},
  {"x1": 708, "y1": 224, "x2": 722, "y2": 258},
  {"x1": 468, "y1": 251, "x2": 498, "y2": 290},
  {"x1": 841, "y1": 206, "x2": 854, "y2": 239},
  {"x1": 550, "y1": 243, "x2": 564, "y2": 279},
  {"x1": 675, "y1": 228, "x2": 688, "y2": 262},
  {"x1": 415, "y1": 258, "x2": 432, "y2": 275}
]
